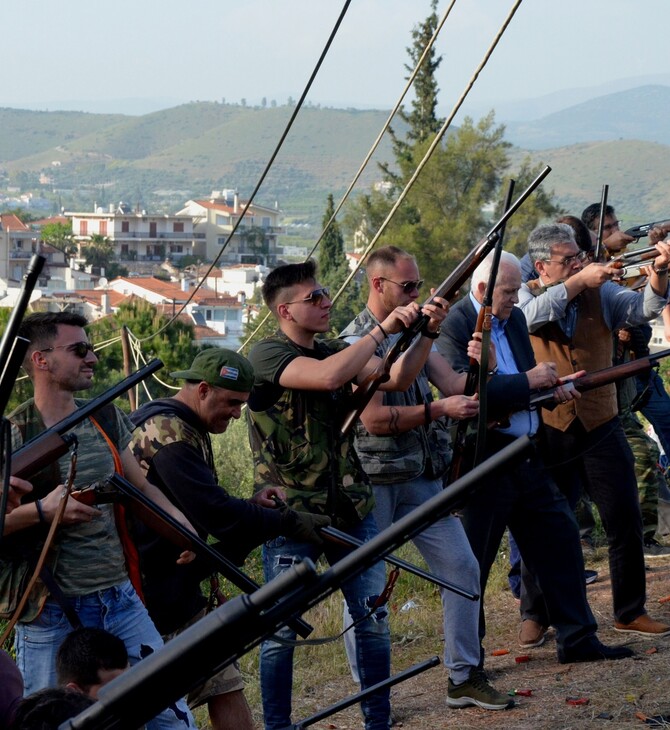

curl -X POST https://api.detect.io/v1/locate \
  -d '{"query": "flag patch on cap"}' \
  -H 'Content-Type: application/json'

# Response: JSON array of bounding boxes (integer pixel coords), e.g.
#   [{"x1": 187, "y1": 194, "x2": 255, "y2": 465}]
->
[{"x1": 220, "y1": 366, "x2": 239, "y2": 380}]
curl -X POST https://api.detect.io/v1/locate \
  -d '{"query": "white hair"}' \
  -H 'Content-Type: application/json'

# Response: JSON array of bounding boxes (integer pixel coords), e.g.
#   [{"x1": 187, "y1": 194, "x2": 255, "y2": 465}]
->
[{"x1": 470, "y1": 250, "x2": 521, "y2": 293}]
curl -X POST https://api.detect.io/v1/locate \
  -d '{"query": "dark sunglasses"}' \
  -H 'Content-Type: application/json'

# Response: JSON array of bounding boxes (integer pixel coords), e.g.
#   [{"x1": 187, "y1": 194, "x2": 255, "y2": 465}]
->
[
  {"x1": 380, "y1": 277, "x2": 424, "y2": 294},
  {"x1": 39, "y1": 341, "x2": 95, "y2": 358},
  {"x1": 283, "y1": 287, "x2": 331, "y2": 307}
]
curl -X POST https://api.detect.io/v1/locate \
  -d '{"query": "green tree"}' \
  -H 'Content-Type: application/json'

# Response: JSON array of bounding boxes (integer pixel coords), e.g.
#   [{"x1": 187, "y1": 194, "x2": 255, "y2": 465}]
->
[
  {"x1": 87, "y1": 299, "x2": 197, "y2": 408},
  {"x1": 317, "y1": 194, "x2": 363, "y2": 333},
  {"x1": 82, "y1": 234, "x2": 128, "y2": 278},
  {"x1": 40, "y1": 221, "x2": 75, "y2": 255}
]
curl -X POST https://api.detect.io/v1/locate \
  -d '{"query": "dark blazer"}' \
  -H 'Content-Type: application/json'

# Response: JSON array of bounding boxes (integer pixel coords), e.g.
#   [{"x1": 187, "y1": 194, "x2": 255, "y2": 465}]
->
[{"x1": 437, "y1": 296, "x2": 537, "y2": 419}]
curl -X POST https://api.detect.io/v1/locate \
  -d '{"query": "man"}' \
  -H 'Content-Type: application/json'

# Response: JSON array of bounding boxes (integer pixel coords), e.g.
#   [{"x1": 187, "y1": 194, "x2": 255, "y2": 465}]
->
[
  {"x1": 1, "y1": 312, "x2": 195, "y2": 729},
  {"x1": 519, "y1": 222, "x2": 670, "y2": 637},
  {"x1": 580, "y1": 202, "x2": 635, "y2": 255},
  {"x1": 56, "y1": 628, "x2": 129, "y2": 699},
  {"x1": 129, "y1": 348, "x2": 329, "y2": 730},
  {"x1": 339, "y1": 245, "x2": 511, "y2": 710},
  {"x1": 437, "y1": 250, "x2": 634, "y2": 663},
  {"x1": 246, "y1": 259, "x2": 446, "y2": 730}
]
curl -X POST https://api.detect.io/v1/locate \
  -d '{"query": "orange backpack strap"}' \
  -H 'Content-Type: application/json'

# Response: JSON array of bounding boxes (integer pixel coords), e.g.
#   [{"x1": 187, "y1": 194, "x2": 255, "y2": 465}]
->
[{"x1": 89, "y1": 416, "x2": 145, "y2": 603}]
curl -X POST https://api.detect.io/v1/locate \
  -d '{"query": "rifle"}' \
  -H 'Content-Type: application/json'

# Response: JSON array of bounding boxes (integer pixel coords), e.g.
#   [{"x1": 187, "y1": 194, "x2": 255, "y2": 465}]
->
[
  {"x1": 625, "y1": 220, "x2": 670, "y2": 240},
  {"x1": 593, "y1": 184, "x2": 609, "y2": 262},
  {"x1": 78, "y1": 473, "x2": 313, "y2": 639},
  {"x1": 59, "y1": 436, "x2": 532, "y2": 730},
  {"x1": 10, "y1": 359, "x2": 163, "y2": 482},
  {"x1": 340, "y1": 165, "x2": 552, "y2": 435},
  {"x1": 529, "y1": 348, "x2": 670, "y2": 407}
]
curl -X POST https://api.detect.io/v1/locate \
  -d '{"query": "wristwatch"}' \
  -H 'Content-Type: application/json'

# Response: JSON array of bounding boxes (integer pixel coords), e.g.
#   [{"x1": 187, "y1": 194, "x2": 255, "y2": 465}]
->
[{"x1": 422, "y1": 326, "x2": 441, "y2": 340}]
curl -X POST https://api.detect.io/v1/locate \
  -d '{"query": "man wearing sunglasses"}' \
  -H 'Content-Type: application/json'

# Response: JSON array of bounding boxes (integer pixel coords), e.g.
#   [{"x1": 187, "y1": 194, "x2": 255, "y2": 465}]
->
[
  {"x1": 0, "y1": 312, "x2": 196, "y2": 729},
  {"x1": 246, "y1": 259, "x2": 447, "y2": 730},
  {"x1": 518, "y1": 223, "x2": 670, "y2": 639},
  {"x1": 339, "y1": 245, "x2": 511, "y2": 711}
]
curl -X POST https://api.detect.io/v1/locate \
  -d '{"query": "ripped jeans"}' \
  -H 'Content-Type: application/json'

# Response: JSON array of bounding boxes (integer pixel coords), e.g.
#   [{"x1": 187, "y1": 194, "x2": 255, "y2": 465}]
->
[{"x1": 260, "y1": 512, "x2": 391, "y2": 730}]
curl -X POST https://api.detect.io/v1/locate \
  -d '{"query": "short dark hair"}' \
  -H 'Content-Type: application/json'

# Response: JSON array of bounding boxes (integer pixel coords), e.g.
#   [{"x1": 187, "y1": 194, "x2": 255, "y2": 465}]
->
[
  {"x1": 56, "y1": 628, "x2": 128, "y2": 693},
  {"x1": 18, "y1": 312, "x2": 89, "y2": 350},
  {"x1": 556, "y1": 215, "x2": 594, "y2": 253},
  {"x1": 581, "y1": 203, "x2": 616, "y2": 232},
  {"x1": 262, "y1": 260, "x2": 317, "y2": 311},
  {"x1": 12, "y1": 688, "x2": 94, "y2": 730}
]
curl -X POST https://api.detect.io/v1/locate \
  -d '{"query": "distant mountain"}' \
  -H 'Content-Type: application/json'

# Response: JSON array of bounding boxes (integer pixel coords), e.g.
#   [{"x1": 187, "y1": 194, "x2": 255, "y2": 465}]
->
[{"x1": 503, "y1": 85, "x2": 670, "y2": 149}]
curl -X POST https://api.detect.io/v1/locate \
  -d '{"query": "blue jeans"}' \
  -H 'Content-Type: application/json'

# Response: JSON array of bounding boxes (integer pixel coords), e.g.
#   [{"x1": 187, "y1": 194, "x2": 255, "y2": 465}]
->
[
  {"x1": 260, "y1": 513, "x2": 390, "y2": 730},
  {"x1": 637, "y1": 370, "x2": 670, "y2": 459},
  {"x1": 15, "y1": 579, "x2": 194, "y2": 729}
]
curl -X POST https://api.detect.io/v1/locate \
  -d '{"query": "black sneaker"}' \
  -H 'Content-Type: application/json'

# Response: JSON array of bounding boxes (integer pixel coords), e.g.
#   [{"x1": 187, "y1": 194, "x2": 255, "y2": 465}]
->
[
  {"x1": 447, "y1": 669, "x2": 514, "y2": 710},
  {"x1": 643, "y1": 538, "x2": 670, "y2": 559}
]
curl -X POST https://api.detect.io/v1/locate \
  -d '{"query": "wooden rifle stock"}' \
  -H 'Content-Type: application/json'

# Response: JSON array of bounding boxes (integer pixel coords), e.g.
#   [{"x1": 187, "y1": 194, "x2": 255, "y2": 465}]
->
[
  {"x1": 10, "y1": 359, "x2": 163, "y2": 481},
  {"x1": 94, "y1": 473, "x2": 314, "y2": 639},
  {"x1": 340, "y1": 166, "x2": 552, "y2": 435},
  {"x1": 530, "y1": 348, "x2": 670, "y2": 407}
]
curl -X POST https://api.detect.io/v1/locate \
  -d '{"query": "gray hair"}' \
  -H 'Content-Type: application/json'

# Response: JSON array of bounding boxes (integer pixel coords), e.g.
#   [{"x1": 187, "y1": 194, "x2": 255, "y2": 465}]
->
[
  {"x1": 527, "y1": 223, "x2": 576, "y2": 263},
  {"x1": 470, "y1": 250, "x2": 521, "y2": 293}
]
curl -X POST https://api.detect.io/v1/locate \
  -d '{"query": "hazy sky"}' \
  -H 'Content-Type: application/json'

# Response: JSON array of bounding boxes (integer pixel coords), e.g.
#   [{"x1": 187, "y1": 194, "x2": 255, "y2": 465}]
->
[{"x1": 5, "y1": 0, "x2": 670, "y2": 116}]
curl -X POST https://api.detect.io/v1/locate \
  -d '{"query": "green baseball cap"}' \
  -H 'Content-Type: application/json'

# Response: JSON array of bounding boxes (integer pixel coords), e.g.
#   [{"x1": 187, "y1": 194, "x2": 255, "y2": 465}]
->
[{"x1": 170, "y1": 348, "x2": 254, "y2": 392}]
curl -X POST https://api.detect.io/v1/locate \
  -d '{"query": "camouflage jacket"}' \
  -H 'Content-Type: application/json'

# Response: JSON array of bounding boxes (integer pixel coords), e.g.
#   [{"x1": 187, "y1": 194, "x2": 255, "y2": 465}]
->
[
  {"x1": 247, "y1": 332, "x2": 373, "y2": 525},
  {"x1": 340, "y1": 307, "x2": 452, "y2": 483}
]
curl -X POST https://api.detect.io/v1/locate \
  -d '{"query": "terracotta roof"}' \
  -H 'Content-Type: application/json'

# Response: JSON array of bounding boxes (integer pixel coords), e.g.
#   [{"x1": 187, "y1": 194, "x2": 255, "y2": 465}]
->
[
  {"x1": 0, "y1": 214, "x2": 30, "y2": 231},
  {"x1": 192, "y1": 199, "x2": 275, "y2": 216},
  {"x1": 31, "y1": 216, "x2": 70, "y2": 227},
  {"x1": 111, "y1": 276, "x2": 189, "y2": 301},
  {"x1": 69, "y1": 289, "x2": 127, "y2": 308}
]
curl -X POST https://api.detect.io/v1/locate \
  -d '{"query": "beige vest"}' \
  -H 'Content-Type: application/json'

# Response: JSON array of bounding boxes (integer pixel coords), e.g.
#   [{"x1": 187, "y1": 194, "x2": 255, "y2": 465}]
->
[{"x1": 527, "y1": 284, "x2": 617, "y2": 432}]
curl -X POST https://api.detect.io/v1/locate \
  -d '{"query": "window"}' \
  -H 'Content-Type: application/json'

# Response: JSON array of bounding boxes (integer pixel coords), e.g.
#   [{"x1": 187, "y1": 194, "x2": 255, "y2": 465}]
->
[
  {"x1": 173, "y1": 222, "x2": 184, "y2": 233},
  {"x1": 100, "y1": 221, "x2": 107, "y2": 236},
  {"x1": 122, "y1": 221, "x2": 130, "y2": 233},
  {"x1": 80, "y1": 221, "x2": 88, "y2": 236},
  {"x1": 149, "y1": 222, "x2": 157, "y2": 237},
  {"x1": 262, "y1": 217, "x2": 271, "y2": 228}
]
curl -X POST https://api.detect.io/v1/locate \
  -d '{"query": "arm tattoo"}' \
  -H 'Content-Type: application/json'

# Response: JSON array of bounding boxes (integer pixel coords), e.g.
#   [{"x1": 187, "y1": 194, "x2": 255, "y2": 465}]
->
[{"x1": 389, "y1": 407, "x2": 401, "y2": 435}]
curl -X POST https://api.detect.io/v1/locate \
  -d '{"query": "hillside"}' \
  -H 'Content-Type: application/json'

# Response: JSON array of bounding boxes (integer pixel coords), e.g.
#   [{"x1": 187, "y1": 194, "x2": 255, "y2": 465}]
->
[
  {"x1": 504, "y1": 85, "x2": 670, "y2": 149},
  {"x1": 3, "y1": 89, "x2": 670, "y2": 223},
  {"x1": 0, "y1": 103, "x2": 403, "y2": 219}
]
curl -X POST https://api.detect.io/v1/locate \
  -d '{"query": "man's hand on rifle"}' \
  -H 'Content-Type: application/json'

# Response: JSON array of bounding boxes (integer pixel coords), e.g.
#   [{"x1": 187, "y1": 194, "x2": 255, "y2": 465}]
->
[
  {"x1": 553, "y1": 371, "x2": 585, "y2": 404},
  {"x1": 5, "y1": 476, "x2": 32, "y2": 514},
  {"x1": 41, "y1": 483, "x2": 102, "y2": 526},
  {"x1": 437, "y1": 394, "x2": 479, "y2": 421},
  {"x1": 467, "y1": 333, "x2": 497, "y2": 372},
  {"x1": 250, "y1": 486, "x2": 287, "y2": 508},
  {"x1": 422, "y1": 294, "x2": 450, "y2": 334},
  {"x1": 273, "y1": 496, "x2": 331, "y2": 546},
  {"x1": 649, "y1": 224, "x2": 670, "y2": 245}
]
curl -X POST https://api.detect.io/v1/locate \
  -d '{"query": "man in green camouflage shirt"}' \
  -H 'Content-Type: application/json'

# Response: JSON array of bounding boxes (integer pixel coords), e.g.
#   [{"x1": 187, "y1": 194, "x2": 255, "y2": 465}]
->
[{"x1": 246, "y1": 260, "x2": 447, "y2": 730}]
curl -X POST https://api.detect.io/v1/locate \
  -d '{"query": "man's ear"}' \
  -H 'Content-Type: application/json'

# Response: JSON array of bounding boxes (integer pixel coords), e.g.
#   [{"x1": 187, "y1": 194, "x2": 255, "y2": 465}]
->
[
  {"x1": 30, "y1": 349, "x2": 49, "y2": 371},
  {"x1": 476, "y1": 280, "x2": 487, "y2": 301},
  {"x1": 534, "y1": 258, "x2": 547, "y2": 280},
  {"x1": 276, "y1": 303, "x2": 292, "y2": 322},
  {"x1": 370, "y1": 275, "x2": 384, "y2": 294}
]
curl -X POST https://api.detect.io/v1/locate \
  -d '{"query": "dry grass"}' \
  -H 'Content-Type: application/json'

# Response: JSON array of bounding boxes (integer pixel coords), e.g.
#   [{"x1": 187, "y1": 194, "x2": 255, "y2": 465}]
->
[{"x1": 218, "y1": 546, "x2": 670, "y2": 730}]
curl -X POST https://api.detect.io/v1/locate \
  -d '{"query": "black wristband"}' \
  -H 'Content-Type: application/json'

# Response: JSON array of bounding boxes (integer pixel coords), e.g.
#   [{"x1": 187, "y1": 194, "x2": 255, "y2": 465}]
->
[
  {"x1": 421, "y1": 326, "x2": 440, "y2": 340},
  {"x1": 377, "y1": 323, "x2": 389, "y2": 339},
  {"x1": 424, "y1": 402, "x2": 432, "y2": 426},
  {"x1": 35, "y1": 499, "x2": 46, "y2": 524}
]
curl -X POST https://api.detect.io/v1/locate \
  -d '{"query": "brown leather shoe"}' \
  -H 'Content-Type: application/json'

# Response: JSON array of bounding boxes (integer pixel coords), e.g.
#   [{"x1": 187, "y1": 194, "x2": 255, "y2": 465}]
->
[
  {"x1": 614, "y1": 613, "x2": 670, "y2": 638},
  {"x1": 518, "y1": 619, "x2": 547, "y2": 648}
]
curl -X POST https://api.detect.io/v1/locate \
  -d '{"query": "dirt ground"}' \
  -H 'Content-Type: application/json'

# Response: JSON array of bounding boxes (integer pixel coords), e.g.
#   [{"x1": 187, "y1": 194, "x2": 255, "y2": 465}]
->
[{"x1": 279, "y1": 556, "x2": 670, "y2": 730}]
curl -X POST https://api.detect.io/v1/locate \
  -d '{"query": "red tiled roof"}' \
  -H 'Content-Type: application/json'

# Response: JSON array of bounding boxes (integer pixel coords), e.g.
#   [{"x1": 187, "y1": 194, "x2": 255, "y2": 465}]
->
[{"x1": 0, "y1": 214, "x2": 30, "y2": 231}]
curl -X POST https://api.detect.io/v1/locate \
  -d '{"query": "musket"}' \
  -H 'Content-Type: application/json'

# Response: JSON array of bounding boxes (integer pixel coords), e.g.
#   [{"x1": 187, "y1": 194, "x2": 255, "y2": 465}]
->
[
  {"x1": 287, "y1": 656, "x2": 440, "y2": 729},
  {"x1": 321, "y1": 525, "x2": 477, "y2": 600},
  {"x1": 447, "y1": 179, "x2": 515, "y2": 483},
  {"x1": 81, "y1": 472, "x2": 313, "y2": 639},
  {"x1": 593, "y1": 184, "x2": 609, "y2": 262},
  {"x1": 10, "y1": 359, "x2": 164, "y2": 482},
  {"x1": 59, "y1": 436, "x2": 532, "y2": 730},
  {"x1": 625, "y1": 220, "x2": 670, "y2": 240},
  {"x1": 529, "y1": 348, "x2": 670, "y2": 407},
  {"x1": 340, "y1": 165, "x2": 552, "y2": 435}
]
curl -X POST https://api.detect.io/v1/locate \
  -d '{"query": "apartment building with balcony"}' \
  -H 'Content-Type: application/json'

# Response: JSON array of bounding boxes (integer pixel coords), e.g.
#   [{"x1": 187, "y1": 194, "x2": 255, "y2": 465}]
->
[
  {"x1": 177, "y1": 190, "x2": 282, "y2": 265},
  {"x1": 68, "y1": 203, "x2": 203, "y2": 268}
]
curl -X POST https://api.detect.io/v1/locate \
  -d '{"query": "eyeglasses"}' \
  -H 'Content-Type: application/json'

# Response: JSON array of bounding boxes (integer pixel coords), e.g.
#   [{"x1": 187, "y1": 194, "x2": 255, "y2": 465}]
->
[
  {"x1": 283, "y1": 287, "x2": 331, "y2": 307},
  {"x1": 545, "y1": 251, "x2": 588, "y2": 267},
  {"x1": 39, "y1": 342, "x2": 95, "y2": 358},
  {"x1": 379, "y1": 277, "x2": 424, "y2": 293}
]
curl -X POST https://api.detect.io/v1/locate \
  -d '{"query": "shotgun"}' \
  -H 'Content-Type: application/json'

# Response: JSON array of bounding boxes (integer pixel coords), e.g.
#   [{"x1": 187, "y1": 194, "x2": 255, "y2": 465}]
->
[
  {"x1": 340, "y1": 166, "x2": 552, "y2": 435},
  {"x1": 530, "y1": 349, "x2": 670, "y2": 407}
]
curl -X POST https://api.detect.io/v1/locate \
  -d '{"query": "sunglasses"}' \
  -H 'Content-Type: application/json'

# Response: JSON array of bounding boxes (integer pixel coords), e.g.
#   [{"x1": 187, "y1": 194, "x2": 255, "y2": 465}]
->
[
  {"x1": 283, "y1": 287, "x2": 331, "y2": 306},
  {"x1": 39, "y1": 341, "x2": 95, "y2": 358},
  {"x1": 380, "y1": 277, "x2": 424, "y2": 293}
]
